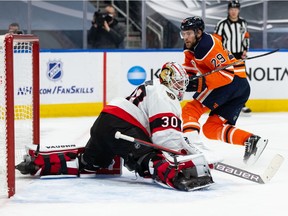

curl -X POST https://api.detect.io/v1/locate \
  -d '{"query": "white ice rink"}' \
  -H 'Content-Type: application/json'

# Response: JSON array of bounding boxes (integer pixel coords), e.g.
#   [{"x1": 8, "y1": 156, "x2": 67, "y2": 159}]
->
[{"x1": 0, "y1": 112, "x2": 288, "y2": 216}]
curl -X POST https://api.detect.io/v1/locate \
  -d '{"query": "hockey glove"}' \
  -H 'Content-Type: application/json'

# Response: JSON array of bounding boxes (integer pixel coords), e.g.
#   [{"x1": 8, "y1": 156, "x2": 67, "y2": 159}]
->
[
  {"x1": 149, "y1": 153, "x2": 214, "y2": 191},
  {"x1": 186, "y1": 76, "x2": 206, "y2": 93}
]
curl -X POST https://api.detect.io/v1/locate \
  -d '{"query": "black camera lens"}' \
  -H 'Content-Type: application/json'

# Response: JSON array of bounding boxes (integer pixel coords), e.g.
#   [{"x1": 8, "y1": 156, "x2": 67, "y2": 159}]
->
[{"x1": 104, "y1": 14, "x2": 113, "y2": 23}]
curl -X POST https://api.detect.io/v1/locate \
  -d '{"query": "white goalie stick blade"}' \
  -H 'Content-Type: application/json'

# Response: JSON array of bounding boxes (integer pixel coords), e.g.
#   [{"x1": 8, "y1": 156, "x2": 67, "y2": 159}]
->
[
  {"x1": 214, "y1": 154, "x2": 284, "y2": 184},
  {"x1": 260, "y1": 154, "x2": 284, "y2": 183}
]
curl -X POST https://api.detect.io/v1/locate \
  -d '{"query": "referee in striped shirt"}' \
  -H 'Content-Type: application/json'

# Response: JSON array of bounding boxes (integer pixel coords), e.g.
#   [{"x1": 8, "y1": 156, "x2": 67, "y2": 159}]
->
[{"x1": 213, "y1": 0, "x2": 252, "y2": 115}]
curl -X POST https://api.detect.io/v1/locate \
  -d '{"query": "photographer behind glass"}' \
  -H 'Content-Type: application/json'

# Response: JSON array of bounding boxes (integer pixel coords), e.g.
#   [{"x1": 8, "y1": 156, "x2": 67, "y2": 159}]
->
[{"x1": 88, "y1": 5, "x2": 125, "y2": 49}]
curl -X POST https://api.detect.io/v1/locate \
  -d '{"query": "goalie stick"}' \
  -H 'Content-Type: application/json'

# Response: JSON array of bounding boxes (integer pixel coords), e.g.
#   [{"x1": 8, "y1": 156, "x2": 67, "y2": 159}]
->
[
  {"x1": 191, "y1": 48, "x2": 279, "y2": 80},
  {"x1": 214, "y1": 154, "x2": 284, "y2": 184},
  {"x1": 115, "y1": 131, "x2": 284, "y2": 184}
]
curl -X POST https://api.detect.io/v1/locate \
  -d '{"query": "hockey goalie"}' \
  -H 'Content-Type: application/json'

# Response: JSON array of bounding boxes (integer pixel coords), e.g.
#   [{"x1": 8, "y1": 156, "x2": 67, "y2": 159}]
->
[{"x1": 16, "y1": 61, "x2": 214, "y2": 191}]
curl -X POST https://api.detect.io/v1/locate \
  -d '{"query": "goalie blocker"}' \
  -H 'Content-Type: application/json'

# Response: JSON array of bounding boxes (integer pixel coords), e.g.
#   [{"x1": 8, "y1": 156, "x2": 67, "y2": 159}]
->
[{"x1": 16, "y1": 144, "x2": 214, "y2": 191}]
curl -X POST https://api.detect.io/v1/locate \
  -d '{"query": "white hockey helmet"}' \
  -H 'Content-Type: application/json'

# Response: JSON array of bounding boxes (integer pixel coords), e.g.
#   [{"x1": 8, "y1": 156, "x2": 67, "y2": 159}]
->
[{"x1": 159, "y1": 61, "x2": 189, "y2": 101}]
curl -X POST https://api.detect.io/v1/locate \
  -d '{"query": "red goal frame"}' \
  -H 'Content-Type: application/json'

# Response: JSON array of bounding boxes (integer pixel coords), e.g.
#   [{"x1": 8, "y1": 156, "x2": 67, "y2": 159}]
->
[{"x1": 3, "y1": 34, "x2": 40, "y2": 198}]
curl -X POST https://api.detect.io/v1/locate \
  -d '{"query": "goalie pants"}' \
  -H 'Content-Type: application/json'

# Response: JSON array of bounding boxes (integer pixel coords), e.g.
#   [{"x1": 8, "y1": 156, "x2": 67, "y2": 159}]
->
[{"x1": 83, "y1": 112, "x2": 155, "y2": 174}]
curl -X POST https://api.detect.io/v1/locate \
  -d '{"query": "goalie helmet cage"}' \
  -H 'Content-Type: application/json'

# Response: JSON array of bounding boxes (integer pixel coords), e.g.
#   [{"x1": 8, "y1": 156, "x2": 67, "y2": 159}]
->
[{"x1": 0, "y1": 34, "x2": 40, "y2": 198}]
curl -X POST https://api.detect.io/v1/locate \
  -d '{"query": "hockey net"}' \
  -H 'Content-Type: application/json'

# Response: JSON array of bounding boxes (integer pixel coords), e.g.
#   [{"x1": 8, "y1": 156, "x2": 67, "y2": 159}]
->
[{"x1": 0, "y1": 34, "x2": 39, "y2": 198}]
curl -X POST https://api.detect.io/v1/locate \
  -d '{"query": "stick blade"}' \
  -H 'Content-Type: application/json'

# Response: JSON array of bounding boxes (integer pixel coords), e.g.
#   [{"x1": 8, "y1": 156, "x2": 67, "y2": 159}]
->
[{"x1": 261, "y1": 154, "x2": 284, "y2": 183}]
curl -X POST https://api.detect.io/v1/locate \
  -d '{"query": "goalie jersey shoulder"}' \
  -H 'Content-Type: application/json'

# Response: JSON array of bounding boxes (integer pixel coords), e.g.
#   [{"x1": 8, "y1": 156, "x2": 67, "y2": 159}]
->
[{"x1": 144, "y1": 80, "x2": 182, "y2": 118}]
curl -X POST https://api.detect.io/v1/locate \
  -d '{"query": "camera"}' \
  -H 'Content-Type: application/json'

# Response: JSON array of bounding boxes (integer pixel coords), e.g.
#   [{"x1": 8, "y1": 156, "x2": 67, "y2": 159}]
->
[{"x1": 92, "y1": 10, "x2": 113, "y2": 27}]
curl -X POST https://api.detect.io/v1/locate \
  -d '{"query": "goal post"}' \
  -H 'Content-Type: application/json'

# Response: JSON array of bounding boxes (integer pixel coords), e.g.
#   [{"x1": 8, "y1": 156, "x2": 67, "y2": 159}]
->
[{"x1": 0, "y1": 34, "x2": 40, "y2": 198}]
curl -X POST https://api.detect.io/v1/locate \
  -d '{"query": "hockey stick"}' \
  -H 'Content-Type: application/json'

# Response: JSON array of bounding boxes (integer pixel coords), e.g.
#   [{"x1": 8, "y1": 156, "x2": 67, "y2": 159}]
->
[
  {"x1": 191, "y1": 48, "x2": 279, "y2": 80},
  {"x1": 214, "y1": 154, "x2": 284, "y2": 184},
  {"x1": 115, "y1": 131, "x2": 284, "y2": 184},
  {"x1": 115, "y1": 131, "x2": 185, "y2": 156}
]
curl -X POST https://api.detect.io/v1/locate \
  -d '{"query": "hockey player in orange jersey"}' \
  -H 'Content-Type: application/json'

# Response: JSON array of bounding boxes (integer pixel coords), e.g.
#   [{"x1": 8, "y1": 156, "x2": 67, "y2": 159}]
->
[{"x1": 180, "y1": 16, "x2": 267, "y2": 165}]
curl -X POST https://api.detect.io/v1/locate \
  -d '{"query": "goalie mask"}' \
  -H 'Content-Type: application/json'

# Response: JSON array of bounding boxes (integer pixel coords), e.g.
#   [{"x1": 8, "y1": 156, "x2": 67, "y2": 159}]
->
[{"x1": 159, "y1": 62, "x2": 189, "y2": 101}]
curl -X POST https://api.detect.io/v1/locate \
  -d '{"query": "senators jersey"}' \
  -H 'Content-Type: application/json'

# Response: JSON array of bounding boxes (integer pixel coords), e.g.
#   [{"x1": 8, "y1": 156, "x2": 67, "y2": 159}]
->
[
  {"x1": 183, "y1": 33, "x2": 246, "y2": 90},
  {"x1": 102, "y1": 80, "x2": 187, "y2": 152}
]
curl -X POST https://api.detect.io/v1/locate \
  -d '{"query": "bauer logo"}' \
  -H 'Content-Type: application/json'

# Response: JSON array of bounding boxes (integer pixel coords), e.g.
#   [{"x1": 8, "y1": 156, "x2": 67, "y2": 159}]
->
[
  {"x1": 127, "y1": 66, "x2": 146, "y2": 85},
  {"x1": 47, "y1": 60, "x2": 63, "y2": 81}
]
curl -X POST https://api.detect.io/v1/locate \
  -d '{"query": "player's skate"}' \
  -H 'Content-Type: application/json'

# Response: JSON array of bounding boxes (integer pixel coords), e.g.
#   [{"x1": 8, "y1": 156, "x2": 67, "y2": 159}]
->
[
  {"x1": 240, "y1": 106, "x2": 252, "y2": 117},
  {"x1": 243, "y1": 135, "x2": 268, "y2": 165}
]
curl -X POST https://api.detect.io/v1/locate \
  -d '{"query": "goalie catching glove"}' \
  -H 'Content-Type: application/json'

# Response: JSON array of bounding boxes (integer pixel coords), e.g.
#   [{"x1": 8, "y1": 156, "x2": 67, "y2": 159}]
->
[{"x1": 139, "y1": 152, "x2": 214, "y2": 191}]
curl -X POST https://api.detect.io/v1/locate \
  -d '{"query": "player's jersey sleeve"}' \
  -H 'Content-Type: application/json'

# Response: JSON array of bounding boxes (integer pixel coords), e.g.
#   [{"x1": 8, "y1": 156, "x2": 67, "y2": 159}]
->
[
  {"x1": 242, "y1": 18, "x2": 250, "y2": 51},
  {"x1": 182, "y1": 50, "x2": 199, "y2": 76},
  {"x1": 192, "y1": 33, "x2": 246, "y2": 89}
]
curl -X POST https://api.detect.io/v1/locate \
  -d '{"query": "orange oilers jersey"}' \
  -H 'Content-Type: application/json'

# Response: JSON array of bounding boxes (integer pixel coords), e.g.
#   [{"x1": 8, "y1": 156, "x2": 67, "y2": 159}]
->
[{"x1": 182, "y1": 33, "x2": 247, "y2": 90}]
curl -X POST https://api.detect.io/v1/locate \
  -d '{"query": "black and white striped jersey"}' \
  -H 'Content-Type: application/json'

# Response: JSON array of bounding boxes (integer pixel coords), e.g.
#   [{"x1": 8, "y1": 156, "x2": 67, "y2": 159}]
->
[{"x1": 214, "y1": 17, "x2": 250, "y2": 56}]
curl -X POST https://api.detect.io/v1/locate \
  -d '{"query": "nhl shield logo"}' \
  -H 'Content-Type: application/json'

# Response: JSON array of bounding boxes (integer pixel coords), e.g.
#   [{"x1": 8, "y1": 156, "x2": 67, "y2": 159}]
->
[{"x1": 47, "y1": 60, "x2": 63, "y2": 81}]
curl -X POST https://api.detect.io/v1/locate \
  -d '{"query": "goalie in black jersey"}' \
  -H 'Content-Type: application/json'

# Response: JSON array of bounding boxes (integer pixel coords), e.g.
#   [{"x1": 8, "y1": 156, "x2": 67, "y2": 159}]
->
[{"x1": 16, "y1": 61, "x2": 214, "y2": 191}]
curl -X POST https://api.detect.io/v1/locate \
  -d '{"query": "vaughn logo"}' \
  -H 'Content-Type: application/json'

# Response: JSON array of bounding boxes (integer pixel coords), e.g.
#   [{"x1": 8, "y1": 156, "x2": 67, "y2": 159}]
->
[
  {"x1": 47, "y1": 60, "x2": 63, "y2": 81},
  {"x1": 44, "y1": 144, "x2": 77, "y2": 150}
]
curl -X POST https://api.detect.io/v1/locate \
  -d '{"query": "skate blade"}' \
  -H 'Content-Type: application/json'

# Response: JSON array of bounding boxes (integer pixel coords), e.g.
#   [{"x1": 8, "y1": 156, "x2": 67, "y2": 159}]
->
[{"x1": 245, "y1": 138, "x2": 268, "y2": 165}]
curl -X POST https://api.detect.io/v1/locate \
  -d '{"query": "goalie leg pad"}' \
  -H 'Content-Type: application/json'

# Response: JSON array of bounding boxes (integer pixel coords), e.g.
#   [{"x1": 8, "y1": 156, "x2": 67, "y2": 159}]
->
[{"x1": 16, "y1": 145, "x2": 80, "y2": 176}]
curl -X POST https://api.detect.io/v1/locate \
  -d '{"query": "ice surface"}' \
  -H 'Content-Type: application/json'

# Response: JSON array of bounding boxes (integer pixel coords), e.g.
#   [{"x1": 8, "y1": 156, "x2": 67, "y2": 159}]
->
[{"x1": 0, "y1": 113, "x2": 287, "y2": 216}]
